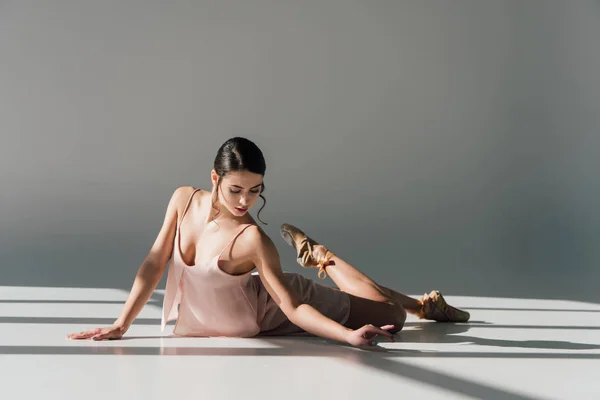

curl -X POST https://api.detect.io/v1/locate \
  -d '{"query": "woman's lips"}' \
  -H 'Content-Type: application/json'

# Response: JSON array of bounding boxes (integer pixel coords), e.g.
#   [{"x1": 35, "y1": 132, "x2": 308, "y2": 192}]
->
[{"x1": 236, "y1": 207, "x2": 248, "y2": 212}]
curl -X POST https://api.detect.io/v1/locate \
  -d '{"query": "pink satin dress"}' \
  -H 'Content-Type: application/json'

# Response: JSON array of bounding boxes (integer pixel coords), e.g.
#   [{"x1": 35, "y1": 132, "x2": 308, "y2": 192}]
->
[{"x1": 160, "y1": 189, "x2": 351, "y2": 337}]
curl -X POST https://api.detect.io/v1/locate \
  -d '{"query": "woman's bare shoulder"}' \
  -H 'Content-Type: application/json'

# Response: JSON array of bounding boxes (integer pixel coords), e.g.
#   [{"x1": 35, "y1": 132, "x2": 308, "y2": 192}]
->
[
  {"x1": 243, "y1": 224, "x2": 277, "y2": 254},
  {"x1": 169, "y1": 186, "x2": 210, "y2": 211},
  {"x1": 172, "y1": 185, "x2": 207, "y2": 196}
]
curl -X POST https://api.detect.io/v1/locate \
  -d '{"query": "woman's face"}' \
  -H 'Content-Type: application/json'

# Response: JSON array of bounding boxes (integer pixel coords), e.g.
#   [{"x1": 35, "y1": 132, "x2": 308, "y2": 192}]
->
[{"x1": 212, "y1": 170, "x2": 263, "y2": 217}]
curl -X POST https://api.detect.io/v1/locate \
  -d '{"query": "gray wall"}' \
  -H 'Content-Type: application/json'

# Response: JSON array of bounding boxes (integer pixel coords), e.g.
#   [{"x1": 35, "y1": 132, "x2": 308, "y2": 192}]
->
[{"x1": 1, "y1": 1, "x2": 598, "y2": 303}]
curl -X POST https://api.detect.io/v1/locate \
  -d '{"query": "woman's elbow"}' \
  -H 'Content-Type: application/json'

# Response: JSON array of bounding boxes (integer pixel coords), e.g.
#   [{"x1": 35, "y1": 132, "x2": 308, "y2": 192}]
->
[{"x1": 279, "y1": 298, "x2": 303, "y2": 320}]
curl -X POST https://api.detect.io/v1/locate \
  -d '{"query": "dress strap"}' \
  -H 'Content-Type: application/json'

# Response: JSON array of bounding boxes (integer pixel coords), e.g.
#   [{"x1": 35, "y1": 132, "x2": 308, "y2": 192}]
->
[
  {"x1": 178, "y1": 188, "x2": 202, "y2": 231},
  {"x1": 176, "y1": 188, "x2": 202, "y2": 262},
  {"x1": 216, "y1": 224, "x2": 254, "y2": 260}
]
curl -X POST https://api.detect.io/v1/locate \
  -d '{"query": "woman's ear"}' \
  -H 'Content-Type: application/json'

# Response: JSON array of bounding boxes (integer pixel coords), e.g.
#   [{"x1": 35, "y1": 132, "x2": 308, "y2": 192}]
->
[{"x1": 210, "y1": 170, "x2": 218, "y2": 188}]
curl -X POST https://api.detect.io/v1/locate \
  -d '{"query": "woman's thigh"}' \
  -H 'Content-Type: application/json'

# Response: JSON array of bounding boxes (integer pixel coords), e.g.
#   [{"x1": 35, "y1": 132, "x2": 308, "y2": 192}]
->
[{"x1": 343, "y1": 293, "x2": 406, "y2": 334}]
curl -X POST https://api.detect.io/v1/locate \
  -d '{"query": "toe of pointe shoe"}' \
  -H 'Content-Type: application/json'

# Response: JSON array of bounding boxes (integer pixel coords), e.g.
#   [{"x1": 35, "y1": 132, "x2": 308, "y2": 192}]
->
[
  {"x1": 281, "y1": 224, "x2": 334, "y2": 276},
  {"x1": 280, "y1": 225, "x2": 295, "y2": 247},
  {"x1": 280, "y1": 223, "x2": 304, "y2": 244},
  {"x1": 281, "y1": 223, "x2": 313, "y2": 267},
  {"x1": 424, "y1": 291, "x2": 470, "y2": 323}
]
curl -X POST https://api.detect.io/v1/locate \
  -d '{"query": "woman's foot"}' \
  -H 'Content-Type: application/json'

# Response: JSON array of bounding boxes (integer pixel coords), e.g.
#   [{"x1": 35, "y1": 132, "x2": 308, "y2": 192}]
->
[
  {"x1": 280, "y1": 223, "x2": 334, "y2": 280},
  {"x1": 419, "y1": 290, "x2": 470, "y2": 322}
]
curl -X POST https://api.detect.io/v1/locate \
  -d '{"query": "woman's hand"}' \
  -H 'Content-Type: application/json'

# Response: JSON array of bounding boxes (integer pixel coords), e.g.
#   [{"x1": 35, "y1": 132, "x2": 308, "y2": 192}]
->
[
  {"x1": 66, "y1": 325, "x2": 127, "y2": 341},
  {"x1": 345, "y1": 324, "x2": 396, "y2": 347}
]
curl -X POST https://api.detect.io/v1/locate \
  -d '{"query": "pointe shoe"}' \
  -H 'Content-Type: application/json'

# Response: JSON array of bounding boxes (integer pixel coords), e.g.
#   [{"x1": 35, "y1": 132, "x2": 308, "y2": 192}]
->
[
  {"x1": 418, "y1": 290, "x2": 470, "y2": 322},
  {"x1": 280, "y1": 223, "x2": 334, "y2": 280}
]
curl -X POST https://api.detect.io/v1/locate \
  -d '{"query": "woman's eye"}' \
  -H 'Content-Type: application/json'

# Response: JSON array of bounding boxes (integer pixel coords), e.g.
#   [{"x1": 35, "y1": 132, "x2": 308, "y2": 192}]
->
[{"x1": 229, "y1": 189, "x2": 259, "y2": 194}]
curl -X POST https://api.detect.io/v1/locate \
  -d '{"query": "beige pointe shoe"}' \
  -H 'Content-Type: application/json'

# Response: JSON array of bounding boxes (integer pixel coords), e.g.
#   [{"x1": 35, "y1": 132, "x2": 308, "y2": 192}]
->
[
  {"x1": 280, "y1": 223, "x2": 334, "y2": 280},
  {"x1": 418, "y1": 290, "x2": 470, "y2": 322}
]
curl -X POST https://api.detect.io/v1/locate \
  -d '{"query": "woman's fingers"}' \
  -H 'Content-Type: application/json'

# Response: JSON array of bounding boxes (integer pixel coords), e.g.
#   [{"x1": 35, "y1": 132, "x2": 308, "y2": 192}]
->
[
  {"x1": 67, "y1": 331, "x2": 95, "y2": 340},
  {"x1": 374, "y1": 326, "x2": 395, "y2": 341},
  {"x1": 367, "y1": 324, "x2": 395, "y2": 337},
  {"x1": 67, "y1": 328, "x2": 97, "y2": 339},
  {"x1": 67, "y1": 327, "x2": 108, "y2": 340},
  {"x1": 347, "y1": 324, "x2": 397, "y2": 348},
  {"x1": 357, "y1": 324, "x2": 396, "y2": 346}
]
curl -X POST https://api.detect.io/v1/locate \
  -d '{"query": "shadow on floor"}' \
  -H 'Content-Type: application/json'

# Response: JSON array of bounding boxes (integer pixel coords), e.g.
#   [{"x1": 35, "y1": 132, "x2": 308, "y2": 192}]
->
[{"x1": 399, "y1": 321, "x2": 600, "y2": 350}]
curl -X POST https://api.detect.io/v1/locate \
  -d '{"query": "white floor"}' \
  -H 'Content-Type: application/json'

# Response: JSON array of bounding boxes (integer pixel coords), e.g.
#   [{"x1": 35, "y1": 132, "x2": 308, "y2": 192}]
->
[{"x1": 1, "y1": 286, "x2": 599, "y2": 400}]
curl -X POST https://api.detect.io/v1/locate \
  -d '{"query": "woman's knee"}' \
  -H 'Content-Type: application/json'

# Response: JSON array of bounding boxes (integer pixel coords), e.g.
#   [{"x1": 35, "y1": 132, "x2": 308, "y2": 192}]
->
[
  {"x1": 390, "y1": 305, "x2": 407, "y2": 333},
  {"x1": 345, "y1": 294, "x2": 406, "y2": 332}
]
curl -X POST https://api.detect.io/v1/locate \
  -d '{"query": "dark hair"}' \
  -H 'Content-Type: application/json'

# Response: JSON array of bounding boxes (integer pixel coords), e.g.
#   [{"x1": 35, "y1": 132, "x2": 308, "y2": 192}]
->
[{"x1": 211, "y1": 137, "x2": 267, "y2": 224}]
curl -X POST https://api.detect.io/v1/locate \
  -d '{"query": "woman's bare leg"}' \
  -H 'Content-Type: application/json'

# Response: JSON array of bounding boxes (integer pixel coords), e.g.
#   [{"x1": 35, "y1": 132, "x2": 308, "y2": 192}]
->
[
  {"x1": 281, "y1": 223, "x2": 470, "y2": 322},
  {"x1": 320, "y1": 249, "x2": 423, "y2": 315}
]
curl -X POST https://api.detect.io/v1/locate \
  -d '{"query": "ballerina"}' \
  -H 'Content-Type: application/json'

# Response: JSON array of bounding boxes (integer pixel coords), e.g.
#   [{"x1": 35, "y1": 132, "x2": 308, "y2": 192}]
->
[{"x1": 67, "y1": 137, "x2": 469, "y2": 348}]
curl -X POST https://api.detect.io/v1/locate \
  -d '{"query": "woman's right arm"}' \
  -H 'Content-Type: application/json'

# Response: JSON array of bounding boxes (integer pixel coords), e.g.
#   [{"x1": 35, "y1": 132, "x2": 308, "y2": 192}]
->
[{"x1": 67, "y1": 186, "x2": 187, "y2": 340}]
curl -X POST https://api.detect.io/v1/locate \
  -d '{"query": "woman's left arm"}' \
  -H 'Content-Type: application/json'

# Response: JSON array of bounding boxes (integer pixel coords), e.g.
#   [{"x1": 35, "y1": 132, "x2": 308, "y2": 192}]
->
[{"x1": 248, "y1": 226, "x2": 394, "y2": 346}]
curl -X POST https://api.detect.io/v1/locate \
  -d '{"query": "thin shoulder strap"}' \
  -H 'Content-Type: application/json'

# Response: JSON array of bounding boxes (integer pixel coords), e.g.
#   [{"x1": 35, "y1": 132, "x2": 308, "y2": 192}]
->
[
  {"x1": 178, "y1": 188, "x2": 202, "y2": 231},
  {"x1": 217, "y1": 224, "x2": 254, "y2": 260}
]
